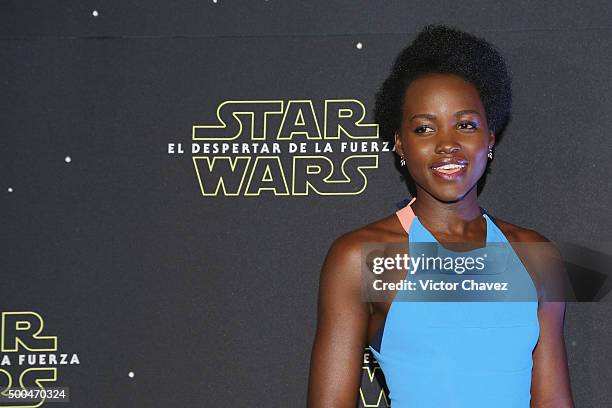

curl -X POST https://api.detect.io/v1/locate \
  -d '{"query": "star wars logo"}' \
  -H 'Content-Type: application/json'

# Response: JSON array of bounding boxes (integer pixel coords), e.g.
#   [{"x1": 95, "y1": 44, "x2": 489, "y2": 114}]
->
[
  {"x1": 185, "y1": 99, "x2": 387, "y2": 196},
  {"x1": 0, "y1": 312, "x2": 79, "y2": 407},
  {"x1": 360, "y1": 349, "x2": 389, "y2": 407}
]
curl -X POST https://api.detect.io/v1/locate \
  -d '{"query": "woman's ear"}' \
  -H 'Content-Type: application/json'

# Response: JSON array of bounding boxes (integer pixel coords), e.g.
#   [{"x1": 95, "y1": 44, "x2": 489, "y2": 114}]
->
[
  {"x1": 394, "y1": 132, "x2": 403, "y2": 157},
  {"x1": 488, "y1": 131, "x2": 496, "y2": 149}
]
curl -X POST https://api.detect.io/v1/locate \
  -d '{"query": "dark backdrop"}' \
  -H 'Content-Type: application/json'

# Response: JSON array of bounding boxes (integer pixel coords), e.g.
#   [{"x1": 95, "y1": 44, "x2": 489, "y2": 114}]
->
[{"x1": 1, "y1": 1, "x2": 611, "y2": 407}]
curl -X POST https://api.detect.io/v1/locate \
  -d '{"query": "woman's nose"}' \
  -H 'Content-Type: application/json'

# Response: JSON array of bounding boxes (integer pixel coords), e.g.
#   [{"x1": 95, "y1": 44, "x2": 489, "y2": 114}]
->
[{"x1": 434, "y1": 137, "x2": 462, "y2": 154}]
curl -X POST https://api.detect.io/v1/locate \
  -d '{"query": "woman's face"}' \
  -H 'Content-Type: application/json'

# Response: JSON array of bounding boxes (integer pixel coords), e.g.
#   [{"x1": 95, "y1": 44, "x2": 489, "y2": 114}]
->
[{"x1": 395, "y1": 73, "x2": 495, "y2": 203}]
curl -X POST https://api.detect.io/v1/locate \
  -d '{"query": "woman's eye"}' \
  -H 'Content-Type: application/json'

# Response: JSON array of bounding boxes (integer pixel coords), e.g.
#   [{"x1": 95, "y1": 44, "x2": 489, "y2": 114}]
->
[
  {"x1": 457, "y1": 121, "x2": 477, "y2": 130},
  {"x1": 414, "y1": 125, "x2": 435, "y2": 134}
]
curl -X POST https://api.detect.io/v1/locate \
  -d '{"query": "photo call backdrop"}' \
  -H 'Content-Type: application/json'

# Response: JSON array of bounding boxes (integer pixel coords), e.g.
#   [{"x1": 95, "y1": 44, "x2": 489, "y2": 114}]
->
[{"x1": 1, "y1": 1, "x2": 611, "y2": 407}]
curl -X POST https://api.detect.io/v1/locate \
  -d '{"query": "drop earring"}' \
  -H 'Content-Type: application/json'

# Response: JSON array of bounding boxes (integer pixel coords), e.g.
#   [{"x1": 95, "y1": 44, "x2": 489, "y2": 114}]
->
[{"x1": 487, "y1": 146, "x2": 493, "y2": 160}]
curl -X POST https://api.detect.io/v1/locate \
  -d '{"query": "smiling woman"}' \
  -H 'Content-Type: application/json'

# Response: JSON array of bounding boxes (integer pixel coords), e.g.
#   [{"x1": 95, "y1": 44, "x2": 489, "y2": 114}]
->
[{"x1": 307, "y1": 25, "x2": 574, "y2": 407}]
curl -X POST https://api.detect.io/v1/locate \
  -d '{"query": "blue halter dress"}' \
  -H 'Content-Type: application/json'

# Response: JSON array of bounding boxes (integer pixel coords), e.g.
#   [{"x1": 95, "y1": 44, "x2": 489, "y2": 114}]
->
[{"x1": 369, "y1": 199, "x2": 540, "y2": 407}]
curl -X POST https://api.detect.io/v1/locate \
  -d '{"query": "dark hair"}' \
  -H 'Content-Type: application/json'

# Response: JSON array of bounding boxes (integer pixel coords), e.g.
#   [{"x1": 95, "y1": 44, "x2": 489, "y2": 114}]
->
[{"x1": 375, "y1": 24, "x2": 512, "y2": 144}]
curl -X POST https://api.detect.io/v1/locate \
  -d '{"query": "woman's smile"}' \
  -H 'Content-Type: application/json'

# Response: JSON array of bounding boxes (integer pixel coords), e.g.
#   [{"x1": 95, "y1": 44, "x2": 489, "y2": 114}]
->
[{"x1": 430, "y1": 157, "x2": 469, "y2": 180}]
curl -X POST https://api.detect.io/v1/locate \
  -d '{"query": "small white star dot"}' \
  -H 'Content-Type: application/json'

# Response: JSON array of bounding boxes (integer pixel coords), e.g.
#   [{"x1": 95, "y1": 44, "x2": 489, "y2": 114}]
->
[
  {"x1": 92, "y1": 10, "x2": 99, "y2": 17},
  {"x1": 128, "y1": 371, "x2": 134, "y2": 378},
  {"x1": 213, "y1": 0, "x2": 218, "y2": 3},
  {"x1": 355, "y1": 42, "x2": 363, "y2": 50},
  {"x1": 65, "y1": 156, "x2": 72, "y2": 163},
  {"x1": 8, "y1": 187, "x2": 13, "y2": 193}
]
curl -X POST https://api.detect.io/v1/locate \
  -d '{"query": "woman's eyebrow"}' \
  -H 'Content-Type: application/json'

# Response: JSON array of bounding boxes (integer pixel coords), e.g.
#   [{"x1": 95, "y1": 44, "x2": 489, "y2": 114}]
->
[
  {"x1": 409, "y1": 110, "x2": 481, "y2": 121},
  {"x1": 454, "y1": 109, "x2": 481, "y2": 117},
  {"x1": 409, "y1": 113, "x2": 436, "y2": 121}
]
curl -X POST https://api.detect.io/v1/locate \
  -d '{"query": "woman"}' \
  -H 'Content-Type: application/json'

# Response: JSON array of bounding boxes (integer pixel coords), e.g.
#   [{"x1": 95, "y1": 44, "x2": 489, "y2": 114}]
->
[{"x1": 307, "y1": 25, "x2": 573, "y2": 407}]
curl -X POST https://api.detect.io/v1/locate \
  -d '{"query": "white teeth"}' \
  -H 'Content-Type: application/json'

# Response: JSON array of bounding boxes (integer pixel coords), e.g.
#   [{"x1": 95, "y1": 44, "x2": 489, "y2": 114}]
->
[{"x1": 432, "y1": 163, "x2": 466, "y2": 170}]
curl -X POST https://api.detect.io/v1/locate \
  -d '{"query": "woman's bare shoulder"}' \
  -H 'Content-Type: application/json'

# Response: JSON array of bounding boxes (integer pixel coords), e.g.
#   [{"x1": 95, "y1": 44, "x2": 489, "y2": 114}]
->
[
  {"x1": 493, "y1": 217, "x2": 567, "y2": 300},
  {"x1": 493, "y1": 217, "x2": 552, "y2": 244},
  {"x1": 493, "y1": 216, "x2": 561, "y2": 261},
  {"x1": 335, "y1": 213, "x2": 406, "y2": 246},
  {"x1": 323, "y1": 213, "x2": 407, "y2": 270}
]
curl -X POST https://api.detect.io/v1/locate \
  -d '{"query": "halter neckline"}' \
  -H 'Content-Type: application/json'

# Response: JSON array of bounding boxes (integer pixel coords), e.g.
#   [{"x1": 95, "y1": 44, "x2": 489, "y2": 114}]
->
[{"x1": 395, "y1": 197, "x2": 506, "y2": 246}]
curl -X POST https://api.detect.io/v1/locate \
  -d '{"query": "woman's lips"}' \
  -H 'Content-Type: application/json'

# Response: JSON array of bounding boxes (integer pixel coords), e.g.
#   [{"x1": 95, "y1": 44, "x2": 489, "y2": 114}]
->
[{"x1": 430, "y1": 162, "x2": 468, "y2": 180}]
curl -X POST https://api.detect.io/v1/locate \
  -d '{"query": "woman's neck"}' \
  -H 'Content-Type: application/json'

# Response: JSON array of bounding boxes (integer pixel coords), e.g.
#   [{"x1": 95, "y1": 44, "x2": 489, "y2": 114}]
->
[{"x1": 410, "y1": 187, "x2": 484, "y2": 238}]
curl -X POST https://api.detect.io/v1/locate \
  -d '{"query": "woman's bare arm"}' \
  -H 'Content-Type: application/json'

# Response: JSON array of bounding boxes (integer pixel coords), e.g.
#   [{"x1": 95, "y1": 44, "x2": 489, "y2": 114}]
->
[
  {"x1": 531, "y1": 300, "x2": 574, "y2": 407},
  {"x1": 521, "y1": 234, "x2": 574, "y2": 407},
  {"x1": 307, "y1": 233, "x2": 370, "y2": 407}
]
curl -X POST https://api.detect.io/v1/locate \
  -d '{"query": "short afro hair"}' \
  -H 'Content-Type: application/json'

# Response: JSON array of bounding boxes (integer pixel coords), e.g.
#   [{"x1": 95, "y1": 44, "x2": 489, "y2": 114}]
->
[{"x1": 375, "y1": 24, "x2": 512, "y2": 144}]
